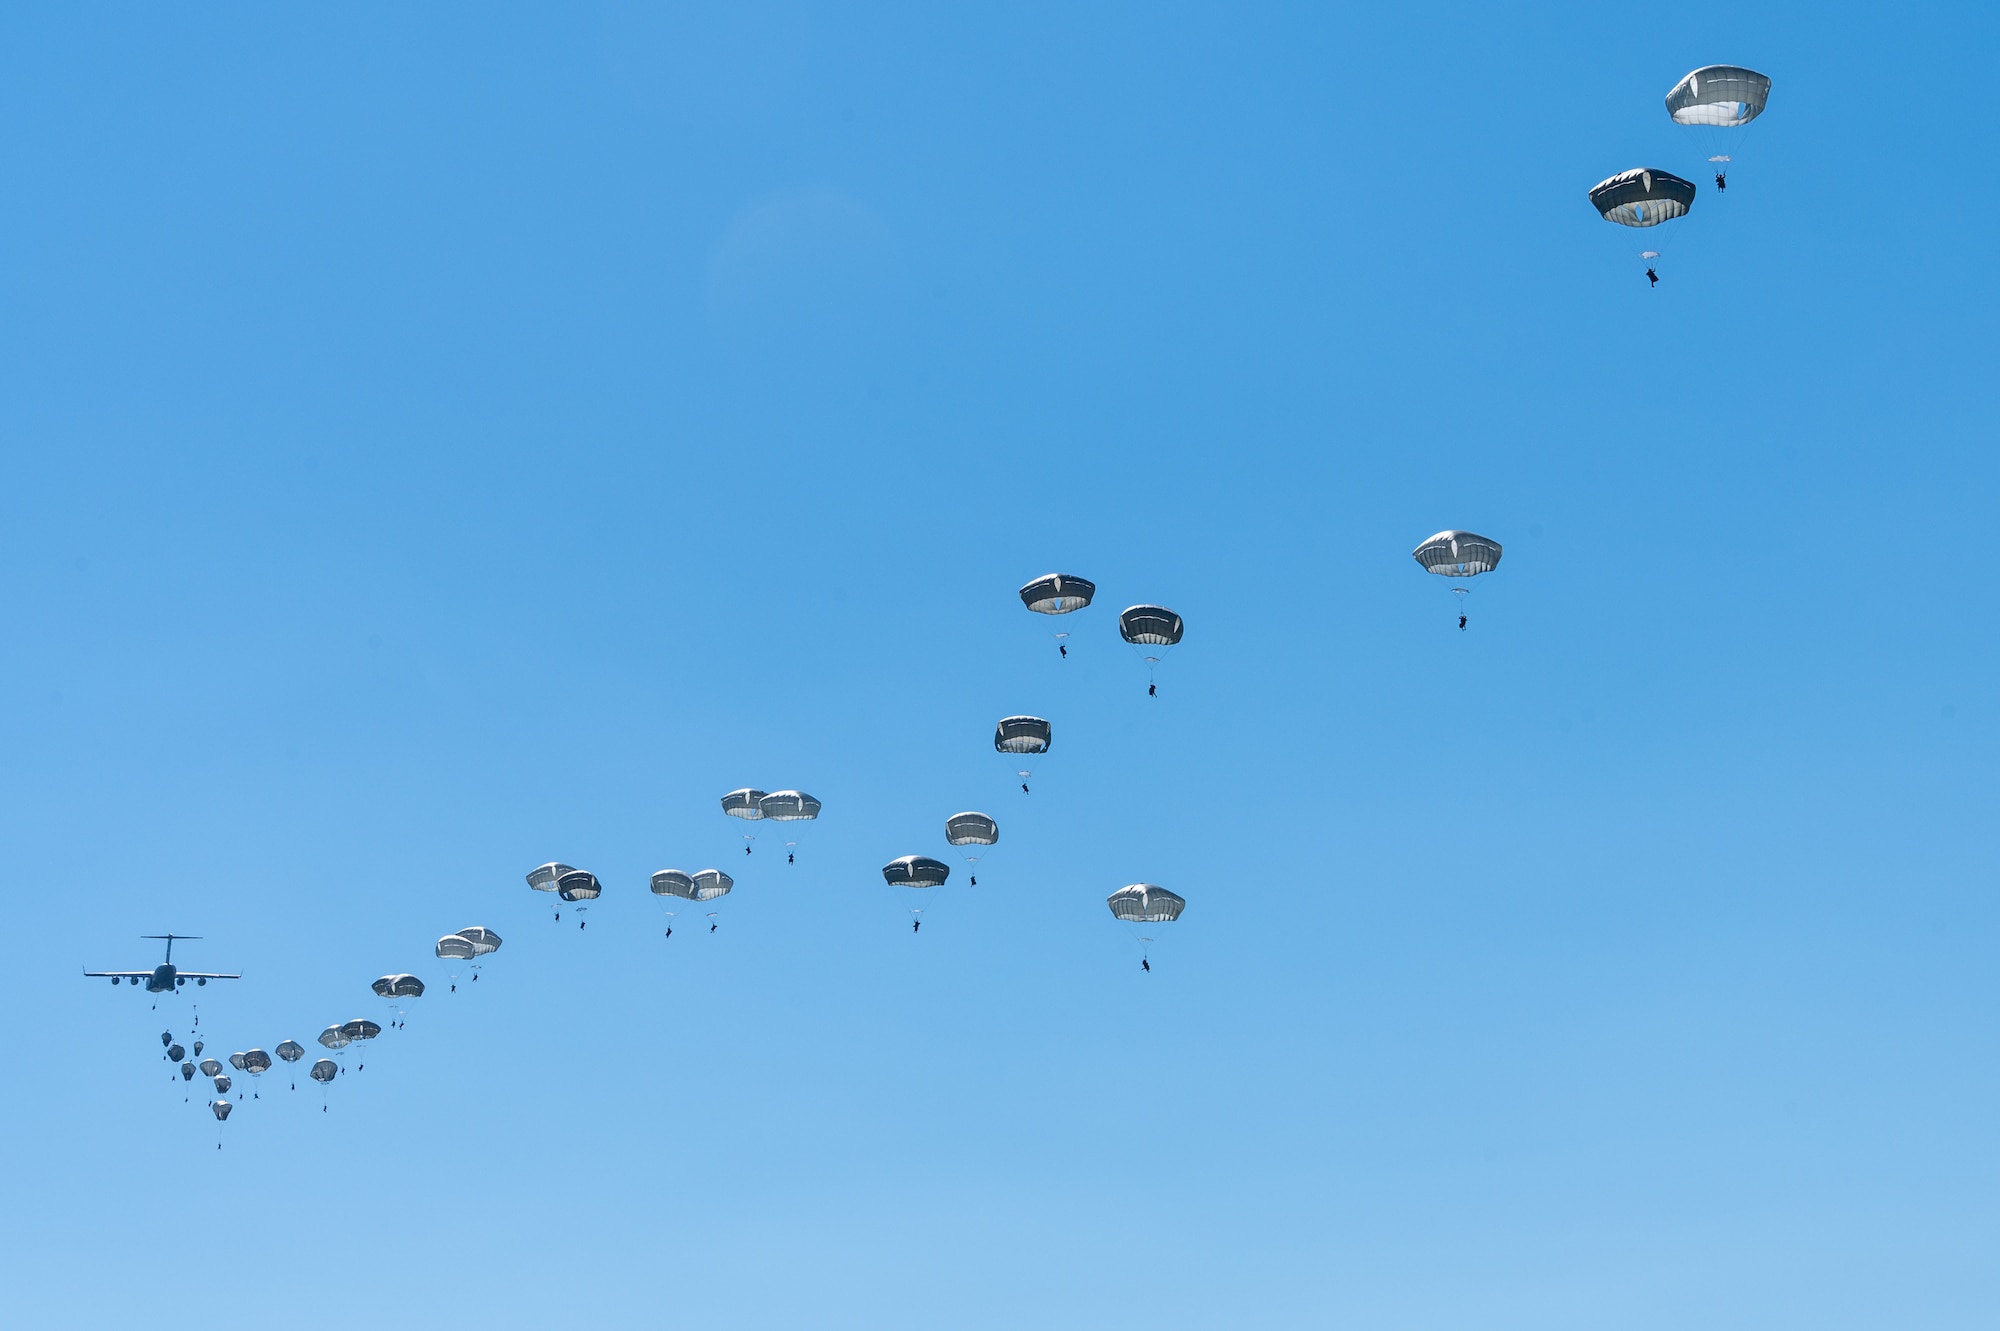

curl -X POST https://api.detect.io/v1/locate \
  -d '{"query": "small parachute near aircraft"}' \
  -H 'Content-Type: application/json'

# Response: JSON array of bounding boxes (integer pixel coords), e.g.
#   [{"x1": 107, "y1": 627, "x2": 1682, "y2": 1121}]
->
[
  {"x1": 1589, "y1": 168, "x2": 1696, "y2": 282},
  {"x1": 882, "y1": 855, "x2": 951, "y2": 889},
  {"x1": 1413, "y1": 530, "x2": 1503, "y2": 629},
  {"x1": 1665, "y1": 65, "x2": 1771, "y2": 189},
  {"x1": 994, "y1": 715, "x2": 1052, "y2": 792},
  {"x1": 1119, "y1": 605, "x2": 1184, "y2": 696},
  {"x1": 1019, "y1": 573, "x2": 1096, "y2": 656},
  {"x1": 944, "y1": 812, "x2": 998, "y2": 886}
]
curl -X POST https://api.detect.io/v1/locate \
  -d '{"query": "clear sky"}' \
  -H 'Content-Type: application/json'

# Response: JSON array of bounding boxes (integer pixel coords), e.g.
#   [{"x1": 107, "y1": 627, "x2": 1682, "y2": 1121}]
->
[{"x1": 3, "y1": 3, "x2": 1995, "y2": 1327}]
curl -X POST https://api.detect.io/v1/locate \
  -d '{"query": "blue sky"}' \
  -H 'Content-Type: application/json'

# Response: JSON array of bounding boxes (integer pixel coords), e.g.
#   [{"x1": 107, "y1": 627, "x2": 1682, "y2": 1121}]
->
[{"x1": 3, "y1": 3, "x2": 1995, "y2": 1327}]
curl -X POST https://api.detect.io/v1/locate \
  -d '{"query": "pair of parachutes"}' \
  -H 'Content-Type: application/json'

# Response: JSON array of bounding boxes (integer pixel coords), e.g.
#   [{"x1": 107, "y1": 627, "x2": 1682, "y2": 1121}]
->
[
  {"x1": 1018, "y1": 573, "x2": 1184, "y2": 689},
  {"x1": 1588, "y1": 65, "x2": 1772, "y2": 279}
]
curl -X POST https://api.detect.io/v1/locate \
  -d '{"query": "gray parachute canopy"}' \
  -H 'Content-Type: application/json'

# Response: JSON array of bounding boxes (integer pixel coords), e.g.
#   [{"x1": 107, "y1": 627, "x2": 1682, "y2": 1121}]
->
[
  {"x1": 758, "y1": 790, "x2": 822, "y2": 821},
  {"x1": 275, "y1": 1040, "x2": 305, "y2": 1064},
  {"x1": 211, "y1": 1099, "x2": 232, "y2": 1121},
  {"x1": 650, "y1": 869, "x2": 697, "y2": 900},
  {"x1": 228, "y1": 1052, "x2": 249, "y2": 1071},
  {"x1": 317, "y1": 1025, "x2": 350, "y2": 1051},
  {"x1": 436, "y1": 934, "x2": 477, "y2": 961},
  {"x1": 1119, "y1": 605, "x2": 1184, "y2": 647},
  {"x1": 180, "y1": 1062, "x2": 195, "y2": 1081},
  {"x1": 526, "y1": 862, "x2": 573, "y2": 893},
  {"x1": 721, "y1": 789, "x2": 768, "y2": 820},
  {"x1": 242, "y1": 1049, "x2": 272, "y2": 1075},
  {"x1": 944, "y1": 812, "x2": 999, "y2": 847},
  {"x1": 994, "y1": 715, "x2": 1053, "y2": 755},
  {"x1": 1412, "y1": 530, "x2": 1503, "y2": 577},
  {"x1": 199, "y1": 1058, "x2": 223, "y2": 1077},
  {"x1": 1665, "y1": 65, "x2": 1771, "y2": 126},
  {"x1": 691, "y1": 869, "x2": 735, "y2": 901},
  {"x1": 192, "y1": 1040, "x2": 203, "y2": 1057},
  {"x1": 457, "y1": 926, "x2": 502, "y2": 955},
  {"x1": 556, "y1": 870, "x2": 601, "y2": 902},
  {"x1": 339, "y1": 1018, "x2": 383, "y2": 1042},
  {"x1": 1107, "y1": 884, "x2": 1187, "y2": 922},
  {"x1": 883, "y1": 855, "x2": 951, "y2": 888},
  {"x1": 1019, "y1": 573, "x2": 1096, "y2": 615},
  {"x1": 372, "y1": 974, "x2": 425, "y2": 999},
  {"x1": 212, "y1": 1073, "x2": 232, "y2": 1094},
  {"x1": 309, "y1": 1059, "x2": 338, "y2": 1084},
  {"x1": 166, "y1": 1043, "x2": 184, "y2": 1062},
  {"x1": 1589, "y1": 169, "x2": 1696, "y2": 227},
  {"x1": 160, "y1": 1030, "x2": 173, "y2": 1048}
]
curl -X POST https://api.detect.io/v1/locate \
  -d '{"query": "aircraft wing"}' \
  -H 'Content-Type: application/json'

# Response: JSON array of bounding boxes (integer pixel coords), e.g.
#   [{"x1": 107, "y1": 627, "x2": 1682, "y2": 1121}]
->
[
  {"x1": 83, "y1": 970, "x2": 153, "y2": 978},
  {"x1": 174, "y1": 972, "x2": 242, "y2": 980}
]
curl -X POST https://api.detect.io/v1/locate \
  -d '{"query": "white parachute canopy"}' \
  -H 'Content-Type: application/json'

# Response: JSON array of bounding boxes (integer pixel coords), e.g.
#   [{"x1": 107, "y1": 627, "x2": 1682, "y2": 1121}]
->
[
  {"x1": 1665, "y1": 65, "x2": 1771, "y2": 127},
  {"x1": 758, "y1": 790, "x2": 822, "y2": 821},
  {"x1": 1412, "y1": 530, "x2": 1502, "y2": 577},
  {"x1": 525, "y1": 862, "x2": 573, "y2": 893},
  {"x1": 436, "y1": 934, "x2": 477, "y2": 961},
  {"x1": 944, "y1": 812, "x2": 999, "y2": 846},
  {"x1": 720, "y1": 789, "x2": 768, "y2": 820},
  {"x1": 458, "y1": 926, "x2": 502, "y2": 956},
  {"x1": 882, "y1": 856, "x2": 951, "y2": 889},
  {"x1": 1019, "y1": 573, "x2": 1095, "y2": 615},
  {"x1": 372, "y1": 974, "x2": 426, "y2": 999},
  {"x1": 1106, "y1": 884, "x2": 1187, "y2": 923}
]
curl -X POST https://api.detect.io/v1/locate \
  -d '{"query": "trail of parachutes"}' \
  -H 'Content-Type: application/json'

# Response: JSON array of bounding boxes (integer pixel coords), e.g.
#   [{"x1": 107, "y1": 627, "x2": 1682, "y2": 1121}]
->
[
  {"x1": 115, "y1": 54, "x2": 1776, "y2": 1136},
  {"x1": 124, "y1": 529, "x2": 1518, "y2": 1143}
]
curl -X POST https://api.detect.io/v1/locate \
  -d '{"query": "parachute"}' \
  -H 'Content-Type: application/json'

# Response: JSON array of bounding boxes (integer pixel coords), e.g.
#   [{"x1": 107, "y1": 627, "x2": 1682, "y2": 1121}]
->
[
  {"x1": 944, "y1": 812, "x2": 998, "y2": 846},
  {"x1": 211, "y1": 1099, "x2": 232, "y2": 1122},
  {"x1": 241, "y1": 1049, "x2": 272, "y2": 1076},
  {"x1": 180, "y1": 1062, "x2": 195, "y2": 1081},
  {"x1": 159, "y1": 1031, "x2": 173, "y2": 1049},
  {"x1": 1665, "y1": 65, "x2": 1771, "y2": 189},
  {"x1": 690, "y1": 869, "x2": 734, "y2": 901},
  {"x1": 1107, "y1": 883, "x2": 1186, "y2": 969},
  {"x1": 228, "y1": 1052, "x2": 248, "y2": 1072},
  {"x1": 526, "y1": 862, "x2": 573, "y2": 893},
  {"x1": 275, "y1": 1040, "x2": 305, "y2": 1064},
  {"x1": 1413, "y1": 530, "x2": 1502, "y2": 628},
  {"x1": 1589, "y1": 168, "x2": 1697, "y2": 278},
  {"x1": 556, "y1": 870, "x2": 601, "y2": 902},
  {"x1": 944, "y1": 812, "x2": 998, "y2": 886},
  {"x1": 317, "y1": 1025, "x2": 350, "y2": 1051},
  {"x1": 199, "y1": 1058, "x2": 223, "y2": 1077},
  {"x1": 436, "y1": 934, "x2": 477, "y2": 961},
  {"x1": 1107, "y1": 883, "x2": 1187, "y2": 922},
  {"x1": 882, "y1": 855, "x2": 950, "y2": 889},
  {"x1": 372, "y1": 974, "x2": 426, "y2": 999},
  {"x1": 758, "y1": 790, "x2": 821, "y2": 821},
  {"x1": 339, "y1": 1019, "x2": 382, "y2": 1043},
  {"x1": 1018, "y1": 573, "x2": 1095, "y2": 615},
  {"x1": 721, "y1": 789, "x2": 768, "y2": 820},
  {"x1": 191, "y1": 1041, "x2": 203, "y2": 1057},
  {"x1": 1588, "y1": 168, "x2": 1696, "y2": 228},
  {"x1": 458, "y1": 926, "x2": 502, "y2": 956},
  {"x1": 165, "y1": 1043, "x2": 184, "y2": 1063},
  {"x1": 994, "y1": 715, "x2": 1052, "y2": 792},
  {"x1": 1119, "y1": 605, "x2": 1184, "y2": 694},
  {"x1": 212, "y1": 1073, "x2": 232, "y2": 1094},
  {"x1": 309, "y1": 1058, "x2": 338, "y2": 1084},
  {"x1": 650, "y1": 869, "x2": 698, "y2": 900}
]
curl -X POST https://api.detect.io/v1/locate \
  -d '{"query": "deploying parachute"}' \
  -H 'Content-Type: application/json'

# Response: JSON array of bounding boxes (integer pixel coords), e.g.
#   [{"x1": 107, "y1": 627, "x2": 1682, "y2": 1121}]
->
[
  {"x1": 882, "y1": 855, "x2": 951, "y2": 889},
  {"x1": 1589, "y1": 168, "x2": 1696, "y2": 283},
  {"x1": 944, "y1": 812, "x2": 998, "y2": 886},
  {"x1": 994, "y1": 715, "x2": 1052, "y2": 793},
  {"x1": 1413, "y1": 530, "x2": 1502, "y2": 630},
  {"x1": 1107, "y1": 883, "x2": 1186, "y2": 972},
  {"x1": 1665, "y1": 65, "x2": 1771, "y2": 189},
  {"x1": 1119, "y1": 605, "x2": 1183, "y2": 696}
]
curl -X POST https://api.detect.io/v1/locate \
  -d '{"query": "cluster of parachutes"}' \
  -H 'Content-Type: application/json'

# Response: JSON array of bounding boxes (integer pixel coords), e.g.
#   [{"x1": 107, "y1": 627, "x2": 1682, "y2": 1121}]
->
[
  {"x1": 1588, "y1": 65, "x2": 1772, "y2": 282},
  {"x1": 167, "y1": 924, "x2": 505, "y2": 1140}
]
